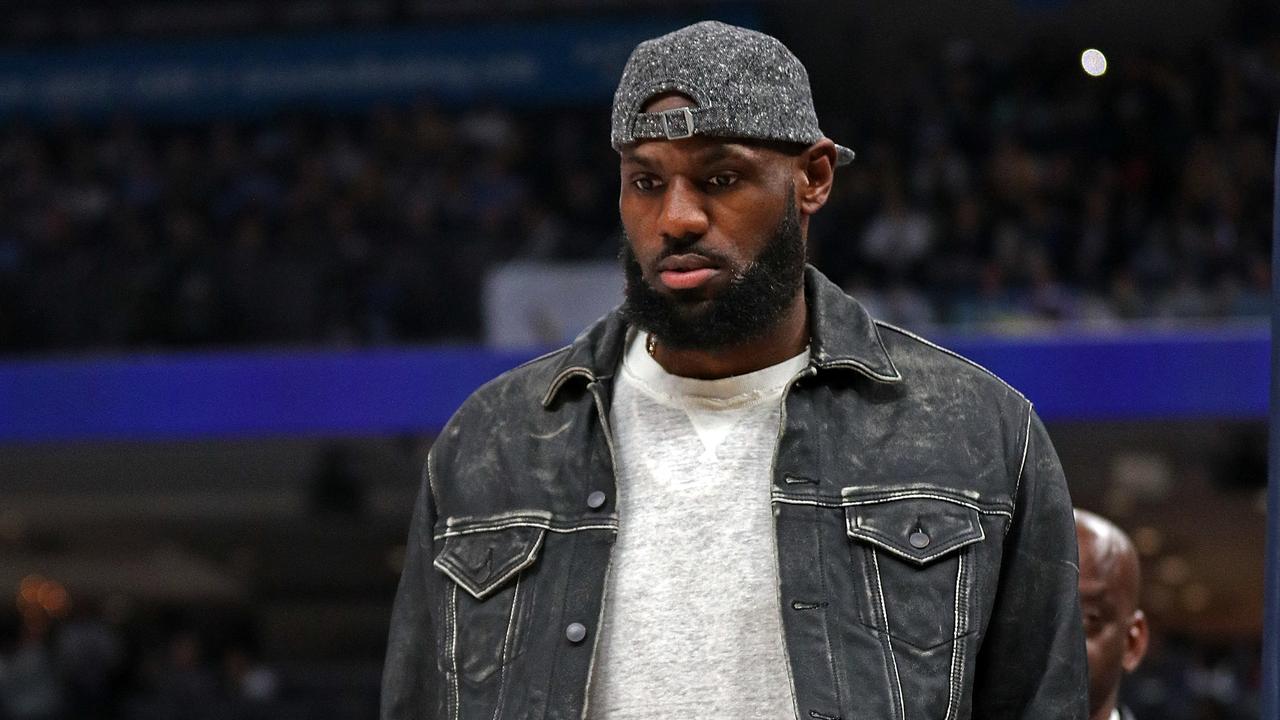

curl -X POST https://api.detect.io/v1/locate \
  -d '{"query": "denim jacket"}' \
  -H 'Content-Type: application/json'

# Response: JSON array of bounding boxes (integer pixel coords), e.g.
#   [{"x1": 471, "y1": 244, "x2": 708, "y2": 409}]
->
[{"x1": 381, "y1": 266, "x2": 1088, "y2": 720}]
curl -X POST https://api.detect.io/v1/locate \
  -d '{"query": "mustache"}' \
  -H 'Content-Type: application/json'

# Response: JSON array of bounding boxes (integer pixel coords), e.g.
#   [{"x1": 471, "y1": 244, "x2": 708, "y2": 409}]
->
[
  {"x1": 618, "y1": 229, "x2": 734, "y2": 272},
  {"x1": 653, "y1": 237, "x2": 732, "y2": 268}
]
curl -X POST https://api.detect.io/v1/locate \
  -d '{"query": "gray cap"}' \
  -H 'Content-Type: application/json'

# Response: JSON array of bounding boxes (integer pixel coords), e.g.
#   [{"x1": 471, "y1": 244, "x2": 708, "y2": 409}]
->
[{"x1": 610, "y1": 21, "x2": 854, "y2": 166}]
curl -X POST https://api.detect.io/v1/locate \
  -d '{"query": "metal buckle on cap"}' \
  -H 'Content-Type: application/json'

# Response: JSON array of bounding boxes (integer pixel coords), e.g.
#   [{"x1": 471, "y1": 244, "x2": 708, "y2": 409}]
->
[{"x1": 660, "y1": 107, "x2": 695, "y2": 139}]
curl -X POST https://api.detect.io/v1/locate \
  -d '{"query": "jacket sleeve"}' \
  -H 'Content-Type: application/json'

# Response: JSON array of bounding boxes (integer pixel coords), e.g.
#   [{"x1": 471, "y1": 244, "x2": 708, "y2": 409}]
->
[
  {"x1": 971, "y1": 406, "x2": 1088, "y2": 718},
  {"x1": 380, "y1": 454, "x2": 442, "y2": 720}
]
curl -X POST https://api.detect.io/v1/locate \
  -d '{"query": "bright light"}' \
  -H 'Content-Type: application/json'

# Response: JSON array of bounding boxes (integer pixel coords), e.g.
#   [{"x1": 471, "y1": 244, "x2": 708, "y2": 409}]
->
[{"x1": 1081, "y1": 49, "x2": 1108, "y2": 77}]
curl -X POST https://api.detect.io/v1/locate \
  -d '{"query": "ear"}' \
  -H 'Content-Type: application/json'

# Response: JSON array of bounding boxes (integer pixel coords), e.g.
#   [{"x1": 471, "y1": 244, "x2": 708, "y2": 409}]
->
[
  {"x1": 1121, "y1": 608, "x2": 1150, "y2": 673},
  {"x1": 795, "y1": 138, "x2": 837, "y2": 215}
]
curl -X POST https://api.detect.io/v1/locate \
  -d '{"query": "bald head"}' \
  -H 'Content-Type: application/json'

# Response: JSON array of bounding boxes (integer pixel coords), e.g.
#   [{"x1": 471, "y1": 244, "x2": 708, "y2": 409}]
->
[
  {"x1": 1075, "y1": 508, "x2": 1141, "y2": 612},
  {"x1": 1074, "y1": 508, "x2": 1148, "y2": 720}
]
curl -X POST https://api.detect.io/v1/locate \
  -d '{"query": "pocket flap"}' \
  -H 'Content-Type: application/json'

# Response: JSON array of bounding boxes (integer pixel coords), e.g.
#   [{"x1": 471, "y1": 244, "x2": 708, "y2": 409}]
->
[
  {"x1": 844, "y1": 494, "x2": 983, "y2": 566},
  {"x1": 434, "y1": 525, "x2": 546, "y2": 600}
]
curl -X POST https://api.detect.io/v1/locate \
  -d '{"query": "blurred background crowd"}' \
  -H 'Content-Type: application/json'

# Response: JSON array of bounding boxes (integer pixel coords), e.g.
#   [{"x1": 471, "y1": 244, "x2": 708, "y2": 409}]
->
[
  {"x1": 1, "y1": 3, "x2": 1276, "y2": 353},
  {"x1": 0, "y1": 1, "x2": 1274, "y2": 719}
]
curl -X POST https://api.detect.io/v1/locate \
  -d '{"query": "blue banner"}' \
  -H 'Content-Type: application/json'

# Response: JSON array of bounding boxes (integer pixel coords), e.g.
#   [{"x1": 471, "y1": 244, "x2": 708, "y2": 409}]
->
[
  {"x1": 0, "y1": 11, "x2": 757, "y2": 121},
  {"x1": 0, "y1": 326, "x2": 1267, "y2": 444}
]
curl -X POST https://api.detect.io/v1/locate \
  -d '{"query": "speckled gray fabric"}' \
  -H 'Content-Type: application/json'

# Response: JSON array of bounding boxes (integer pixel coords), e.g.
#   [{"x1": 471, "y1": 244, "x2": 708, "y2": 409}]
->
[{"x1": 610, "y1": 20, "x2": 854, "y2": 165}]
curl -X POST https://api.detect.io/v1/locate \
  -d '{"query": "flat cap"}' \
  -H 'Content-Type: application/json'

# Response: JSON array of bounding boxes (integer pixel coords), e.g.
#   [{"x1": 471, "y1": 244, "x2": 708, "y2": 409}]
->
[{"x1": 610, "y1": 20, "x2": 853, "y2": 165}]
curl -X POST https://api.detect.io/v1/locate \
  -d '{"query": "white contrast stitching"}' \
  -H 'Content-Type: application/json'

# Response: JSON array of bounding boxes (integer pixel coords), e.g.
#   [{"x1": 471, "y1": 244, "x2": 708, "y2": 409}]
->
[
  {"x1": 872, "y1": 550, "x2": 905, "y2": 720},
  {"x1": 814, "y1": 357, "x2": 902, "y2": 383},
  {"x1": 770, "y1": 493, "x2": 1012, "y2": 518},
  {"x1": 828, "y1": 489, "x2": 1011, "y2": 514},
  {"x1": 874, "y1": 321, "x2": 1028, "y2": 402},
  {"x1": 847, "y1": 523, "x2": 987, "y2": 566},
  {"x1": 1012, "y1": 403, "x2": 1033, "y2": 517},
  {"x1": 580, "y1": 552, "x2": 614, "y2": 720},
  {"x1": 435, "y1": 548, "x2": 540, "y2": 601},
  {"x1": 956, "y1": 551, "x2": 972, "y2": 713},
  {"x1": 446, "y1": 510, "x2": 553, "y2": 526},
  {"x1": 491, "y1": 574, "x2": 520, "y2": 720},
  {"x1": 579, "y1": 362, "x2": 624, "y2": 720},
  {"x1": 425, "y1": 451, "x2": 436, "y2": 509},
  {"x1": 839, "y1": 489, "x2": 1004, "y2": 510},
  {"x1": 541, "y1": 364, "x2": 594, "y2": 406},
  {"x1": 435, "y1": 520, "x2": 618, "y2": 540},
  {"x1": 944, "y1": 552, "x2": 966, "y2": 720},
  {"x1": 587, "y1": 380, "x2": 622, "y2": 499},
  {"x1": 449, "y1": 584, "x2": 459, "y2": 720}
]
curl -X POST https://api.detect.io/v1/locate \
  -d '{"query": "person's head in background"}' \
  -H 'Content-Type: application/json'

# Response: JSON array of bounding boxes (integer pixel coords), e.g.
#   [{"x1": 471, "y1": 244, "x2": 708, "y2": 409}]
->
[{"x1": 1075, "y1": 508, "x2": 1150, "y2": 720}]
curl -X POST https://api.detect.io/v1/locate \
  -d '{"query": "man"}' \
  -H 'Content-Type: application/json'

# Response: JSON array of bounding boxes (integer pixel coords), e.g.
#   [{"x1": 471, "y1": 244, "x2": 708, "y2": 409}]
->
[
  {"x1": 382, "y1": 21, "x2": 1086, "y2": 719},
  {"x1": 1075, "y1": 509, "x2": 1150, "y2": 720}
]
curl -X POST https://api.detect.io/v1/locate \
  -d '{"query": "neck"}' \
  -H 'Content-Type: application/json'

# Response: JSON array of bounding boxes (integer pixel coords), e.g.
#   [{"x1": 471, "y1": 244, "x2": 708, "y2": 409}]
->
[{"x1": 648, "y1": 291, "x2": 808, "y2": 379}]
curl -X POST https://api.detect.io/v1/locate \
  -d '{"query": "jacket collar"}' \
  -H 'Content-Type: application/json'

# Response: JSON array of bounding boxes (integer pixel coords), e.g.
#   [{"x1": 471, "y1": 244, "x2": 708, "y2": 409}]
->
[
  {"x1": 802, "y1": 264, "x2": 902, "y2": 382},
  {"x1": 541, "y1": 265, "x2": 901, "y2": 407}
]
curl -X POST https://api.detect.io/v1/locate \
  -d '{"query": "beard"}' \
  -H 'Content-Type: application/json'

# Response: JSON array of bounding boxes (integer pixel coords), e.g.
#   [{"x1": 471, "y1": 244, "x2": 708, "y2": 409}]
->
[{"x1": 619, "y1": 193, "x2": 806, "y2": 351}]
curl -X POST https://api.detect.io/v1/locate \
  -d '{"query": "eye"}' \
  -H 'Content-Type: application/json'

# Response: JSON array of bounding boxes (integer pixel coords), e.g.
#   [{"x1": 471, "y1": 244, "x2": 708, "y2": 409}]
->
[
  {"x1": 1082, "y1": 611, "x2": 1107, "y2": 636},
  {"x1": 706, "y1": 172, "x2": 738, "y2": 189},
  {"x1": 631, "y1": 175, "x2": 663, "y2": 192}
]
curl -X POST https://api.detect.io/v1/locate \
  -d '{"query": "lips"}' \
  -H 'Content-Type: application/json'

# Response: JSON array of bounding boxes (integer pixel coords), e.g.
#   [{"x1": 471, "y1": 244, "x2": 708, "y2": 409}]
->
[{"x1": 656, "y1": 253, "x2": 721, "y2": 291}]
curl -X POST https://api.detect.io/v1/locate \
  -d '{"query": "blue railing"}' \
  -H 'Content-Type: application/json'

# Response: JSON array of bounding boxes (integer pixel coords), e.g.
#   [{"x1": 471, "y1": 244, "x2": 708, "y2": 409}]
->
[{"x1": 0, "y1": 325, "x2": 1266, "y2": 444}]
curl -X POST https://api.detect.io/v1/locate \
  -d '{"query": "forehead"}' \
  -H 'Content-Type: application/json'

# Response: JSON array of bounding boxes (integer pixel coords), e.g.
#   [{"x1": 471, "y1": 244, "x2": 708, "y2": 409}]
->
[
  {"x1": 622, "y1": 133, "x2": 798, "y2": 170},
  {"x1": 1076, "y1": 525, "x2": 1135, "y2": 603},
  {"x1": 620, "y1": 136, "x2": 765, "y2": 166},
  {"x1": 1077, "y1": 528, "x2": 1114, "y2": 580}
]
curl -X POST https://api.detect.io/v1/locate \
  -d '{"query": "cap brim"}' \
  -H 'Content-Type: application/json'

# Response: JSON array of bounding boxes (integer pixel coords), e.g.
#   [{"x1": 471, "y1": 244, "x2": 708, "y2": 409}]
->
[{"x1": 835, "y1": 144, "x2": 855, "y2": 167}]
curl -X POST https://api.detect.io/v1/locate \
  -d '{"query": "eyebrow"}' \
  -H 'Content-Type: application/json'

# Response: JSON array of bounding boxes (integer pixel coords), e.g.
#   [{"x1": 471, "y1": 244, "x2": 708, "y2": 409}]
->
[
  {"x1": 620, "y1": 151, "x2": 657, "y2": 169},
  {"x1": 1078, "y1": 589, "x2": 1114, "y2": 605}
]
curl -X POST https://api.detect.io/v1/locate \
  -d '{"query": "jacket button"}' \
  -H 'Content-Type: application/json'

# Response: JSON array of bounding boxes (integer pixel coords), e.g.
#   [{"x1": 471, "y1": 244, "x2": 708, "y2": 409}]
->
[
  {"x1": 565, "y1": 622, "x2": 588, "y2": 643},
  {"x1": 909, "y1": 530, "x2": 931, "y2": 549},
  {"x1": 586, "y1": 490, "x2": 607, "y2": 509}
]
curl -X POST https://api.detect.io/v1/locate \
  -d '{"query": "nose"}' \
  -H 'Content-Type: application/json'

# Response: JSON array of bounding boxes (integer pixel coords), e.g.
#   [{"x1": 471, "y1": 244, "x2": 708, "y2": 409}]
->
[{"x1": 657, "y1": 177, "x2": 709, "y2": 241}]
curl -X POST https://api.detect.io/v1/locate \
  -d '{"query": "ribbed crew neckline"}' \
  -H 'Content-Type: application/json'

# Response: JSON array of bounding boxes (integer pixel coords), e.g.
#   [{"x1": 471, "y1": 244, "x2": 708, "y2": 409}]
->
[{"x1": 621, "y1": 330, "x2": 810, "y2": 408}]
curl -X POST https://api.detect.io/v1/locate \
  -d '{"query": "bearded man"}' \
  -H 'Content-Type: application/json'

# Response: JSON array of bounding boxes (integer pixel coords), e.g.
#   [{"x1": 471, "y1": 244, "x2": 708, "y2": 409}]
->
[{"x1": 382, "y1": 21, "x2": 1087, "y2": 720}]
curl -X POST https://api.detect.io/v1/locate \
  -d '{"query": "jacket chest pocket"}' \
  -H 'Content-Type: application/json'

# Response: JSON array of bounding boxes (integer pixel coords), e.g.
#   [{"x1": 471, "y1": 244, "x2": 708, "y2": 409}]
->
[
  {"x1": 844, "y1": 492, "x2": 984, "y2": 653},
  {"x1": 433, "y1": 523, "x2": 544, "y2": 688}
]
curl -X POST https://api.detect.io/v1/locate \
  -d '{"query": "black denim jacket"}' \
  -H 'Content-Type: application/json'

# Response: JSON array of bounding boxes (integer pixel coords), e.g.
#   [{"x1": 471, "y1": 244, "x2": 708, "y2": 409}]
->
[{"x1": 382, "y1": 267, "x2": 1087, "y2": 720}]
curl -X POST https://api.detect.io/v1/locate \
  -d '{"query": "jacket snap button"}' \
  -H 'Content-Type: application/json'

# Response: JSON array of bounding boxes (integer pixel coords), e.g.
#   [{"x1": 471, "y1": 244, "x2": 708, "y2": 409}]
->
[
  {"x1": 565, "y1": 622, "x2": 588, "y2": 643},
  {"x1": 586, "y1": 490, "x2": 607, "y2": 509},
  {"x1": 909, "y1": 530, "x2": 930, "y2": 549}
]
